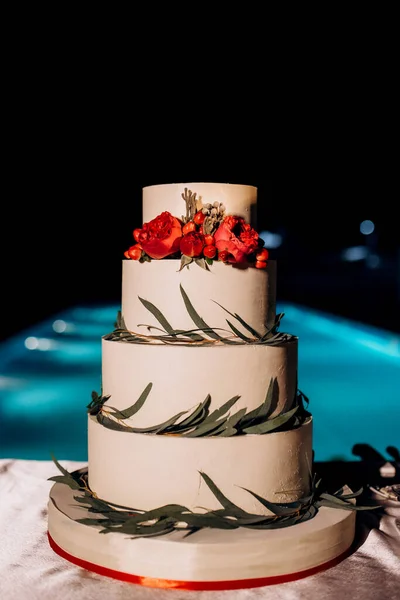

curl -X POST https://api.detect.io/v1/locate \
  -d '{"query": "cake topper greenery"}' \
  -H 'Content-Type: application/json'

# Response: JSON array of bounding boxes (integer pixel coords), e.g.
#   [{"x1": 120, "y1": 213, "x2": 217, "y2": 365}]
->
[
  {"x1": 104, "y1": 284, "x2": 292, "y2": 346},
  {"x1": 124, "y1": 187, "x2": 269, "y2": 271},
  {"x1": 87, "y1": 378, "x2": 310, "y2": 437},
  {"x1": 48, "y1": 457, "x2": 378, "y2": 539}
]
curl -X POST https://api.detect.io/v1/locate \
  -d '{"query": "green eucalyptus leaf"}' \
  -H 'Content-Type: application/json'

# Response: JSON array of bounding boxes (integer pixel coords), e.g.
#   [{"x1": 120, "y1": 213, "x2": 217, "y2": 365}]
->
[
  {"x1": 179, "y1": 255, "x2": 194, "y2": 271},
  {"x1": 76, "y1": 518, "x2": 110, "y2": 527},
  {"x1": 317, "y1": 498, "x2": 380, "y2": 511},
  {"x1": 115, "y1": 311, "x2": 127, "y2": 330},
  {"x1": 194, "y1": 258, "x2": 211, "y2": 271},
  {"x1": 137, "y1": 324, "x2": 166, "y2": 334},
  {"x1": 296, "y1": 389, "x2": 310, "y2": 411},
  {"x1": 125, "y1": 504, "x2": 191, "y2": 523},
  {"x1": 47, "y1": 474, "x2": 82, "y2": 490},
  {"x1": 108, "y1": 383, "x2": 153, "y2": 420},
  {"x1": 223, "y1": 514, "x2": 274, "y2": 526},
  {"x1": 237, "y1": 378, "x2": 276, "y2": 429},
  {"x1": 129, "y1": 523, "x2": 177, "y2": 538},
  {"x1": 208, "y1": 422, "x2": 236, "y2": 437},
  {"x1": 96, "y1": 413, "x2": 136, "y2": 431},
  {"x1": 183, "y1": 416, "x2": 229, "y2": 438},
  {"x1": 259, "y1": 333, "x2": 290, "y2": 346},
  {"x1": 174, "y1": 395, "x2": 211, "y2": 429},
  {"x1": 138, "y1": 297, "x2": 174, "y2": 334},
  {"x1": 99, "y1": 520, "x2": 144, "y2": 535},
  {"x1": 223, "y1": 408, "x2": 247, "y2": 430},
  {"x1": 180, "y1": 285, "x2": 222, "y2": 340},
  {"x1": 48, "y1": 455, "x2": 82, "y2": 490},
  {"x1": 180, "y1": 513, "x2": 238, "y2": 530},
  {"x1": 103, "y1": 330, "x2": 150, "y2": 343},
  {"x1": 318, "y1": 493, "x2": 378, "y2": 511},
  {"x1": 171, "y1": 328, "x2": 205, "y2": 341},
  {"x1": 212, "y1": 300, "x2": 263, "y2": 339},
  {"x1": 243, "y1": 405, "x2": 298, "y2": 435},
  {"x1": 260, "y1": 313, "x2": 284, "y2": 340},
  {"x1": 74, "y1": 494, "x2": 121, "y2": 514},
  {"x1": 199, "y1": 472, "x2": 247, "y2": 517},
  {"x1": 215, "y1": 427, "x2": 238, "y2": 437},
  {"x1": 201, "y1": 395, "x2": 241, "y2": 426},
  {"x1": 167, "y1": 411, "x2": 209, "y2": 434},
  {"x1": 181, "y1": 527, "x2": 202, "y2": 538},
  {"x1": 152, "y1": 411, "x2": 190, "y2": 433},
  {"x1": 319, "y1": 492, "x2": 355, "y2": 506},
  {"x1": 239, "y1": 516, "x2": 303, "y2": 530},
  {"x1": 237, "y1": 487, "x2": 302, "y2": 516},
  {"x1": 124, "y1": 411, "x2": 189, "y2": 434},
  {"x1": 87, "y1": 392, "x2": 111, "y2": 415},
  {"x1": 334, "y1": 487, "x2": 364, "y2": 499},
  {"x1": 225, "y1": 320, "x2": 253, "y2": 342}
]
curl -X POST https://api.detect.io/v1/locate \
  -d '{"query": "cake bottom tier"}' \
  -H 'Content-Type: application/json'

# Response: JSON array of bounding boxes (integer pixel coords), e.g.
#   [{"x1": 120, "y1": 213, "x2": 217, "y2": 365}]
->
[{"x1": 48, "y1": 468, "x2": 356, "y2": 590}]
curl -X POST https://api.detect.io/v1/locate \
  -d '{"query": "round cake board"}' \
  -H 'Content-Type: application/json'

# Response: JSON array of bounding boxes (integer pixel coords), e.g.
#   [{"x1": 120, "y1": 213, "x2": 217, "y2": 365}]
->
[{"x1": 47, "y1": 468, "x2": 356, "y2": 591}]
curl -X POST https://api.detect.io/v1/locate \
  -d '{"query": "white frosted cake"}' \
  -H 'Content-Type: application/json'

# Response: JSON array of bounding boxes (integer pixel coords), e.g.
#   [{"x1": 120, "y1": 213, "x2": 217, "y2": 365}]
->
[{"x1": 47, "y1": 183, "x2": 363, "y2": 589}]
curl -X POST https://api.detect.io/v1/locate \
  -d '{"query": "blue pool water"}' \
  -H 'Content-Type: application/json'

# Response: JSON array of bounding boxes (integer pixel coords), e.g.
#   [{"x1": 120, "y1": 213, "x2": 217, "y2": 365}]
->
[{"x1": 0, "y1": 303, "x2": 399, "y2": 462}]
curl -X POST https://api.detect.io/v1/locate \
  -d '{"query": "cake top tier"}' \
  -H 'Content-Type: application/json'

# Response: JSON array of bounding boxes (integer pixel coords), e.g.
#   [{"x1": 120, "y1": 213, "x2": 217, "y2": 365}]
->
[{"x1": 143, "y1": 182, "x2": 257, "y2": 227}]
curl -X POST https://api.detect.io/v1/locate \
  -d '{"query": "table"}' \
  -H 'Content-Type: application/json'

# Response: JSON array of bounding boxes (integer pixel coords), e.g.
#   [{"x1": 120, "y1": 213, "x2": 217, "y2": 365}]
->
[{"x1": 1, "y1": 459, "x2": 399, "y2": 600}]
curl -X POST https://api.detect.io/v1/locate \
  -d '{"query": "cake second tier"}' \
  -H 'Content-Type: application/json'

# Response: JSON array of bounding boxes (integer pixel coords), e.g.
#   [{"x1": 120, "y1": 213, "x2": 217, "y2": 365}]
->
[{"x1": 122, "y1": 259, "x2": 277, "y2": 337}]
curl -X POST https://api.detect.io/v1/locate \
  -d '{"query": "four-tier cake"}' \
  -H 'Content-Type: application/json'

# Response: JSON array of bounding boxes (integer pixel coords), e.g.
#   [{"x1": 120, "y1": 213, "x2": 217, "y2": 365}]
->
[{"x1": 47, "y1": 183, "x2": 359, "y2": 589}]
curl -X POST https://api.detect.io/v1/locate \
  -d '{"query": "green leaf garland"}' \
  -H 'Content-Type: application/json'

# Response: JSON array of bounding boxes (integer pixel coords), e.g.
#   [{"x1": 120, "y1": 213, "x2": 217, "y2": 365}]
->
[
  {"x1": 103, "y1": 285, "x2": 294, "y2": 346},
  {"x1": 89, "y1": 379, "x2": 310, "y2": 437},
  {"x1": 48, "y1": 460, "x2": 379, "y2": 539}
]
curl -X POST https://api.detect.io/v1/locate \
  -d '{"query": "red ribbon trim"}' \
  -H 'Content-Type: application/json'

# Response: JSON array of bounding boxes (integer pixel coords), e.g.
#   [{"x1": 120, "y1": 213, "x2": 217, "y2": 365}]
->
[{"x1": 48, "y1": 531, "x2": 352, "y2": 590}]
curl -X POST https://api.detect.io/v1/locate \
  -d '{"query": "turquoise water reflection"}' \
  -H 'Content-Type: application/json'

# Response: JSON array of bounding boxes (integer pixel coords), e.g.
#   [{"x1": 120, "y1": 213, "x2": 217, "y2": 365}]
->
[{"x1": 0, "y1": 303, "x2": 399, "y2": 462}]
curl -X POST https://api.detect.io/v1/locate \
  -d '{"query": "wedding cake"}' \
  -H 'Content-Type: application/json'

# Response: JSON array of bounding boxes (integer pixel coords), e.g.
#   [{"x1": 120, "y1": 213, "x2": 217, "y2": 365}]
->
[{"x1": 47, "y1": 183, "x2": 361, "y2": 590}]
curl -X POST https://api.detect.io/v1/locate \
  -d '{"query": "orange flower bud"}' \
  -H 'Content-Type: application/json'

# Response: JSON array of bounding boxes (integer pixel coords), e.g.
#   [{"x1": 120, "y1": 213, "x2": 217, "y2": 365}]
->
[
  {"x1": 255, "y1": 260, "x2": 267, "y2": 269},
  {"x1": 203, "y1": 245, "x2": 217, "y2": 259},
  {"x1": 256, "y1": 248, "x2": 269, "y2": 262},
  {"x1": 193, "y1": 211, "x2": 206, "y2": 225},
  {"x1": 126, "y1": 244, "x2": 142, "y2": 260},
  {"x1": 182, "y1": 221, "x2": 196, "y2": 235}
]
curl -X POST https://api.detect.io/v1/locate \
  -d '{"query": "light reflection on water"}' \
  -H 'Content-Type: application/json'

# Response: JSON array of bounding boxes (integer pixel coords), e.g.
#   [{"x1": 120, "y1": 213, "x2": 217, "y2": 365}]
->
[{"x1": 0, "y1": 303, "x2": 399, "y2": 462}]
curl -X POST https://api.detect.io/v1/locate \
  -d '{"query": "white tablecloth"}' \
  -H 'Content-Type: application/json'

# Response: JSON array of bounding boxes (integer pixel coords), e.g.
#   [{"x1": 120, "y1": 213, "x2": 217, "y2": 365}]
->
[{"x1": 0, "y1": 459, "x2": 399, "y2": 600}]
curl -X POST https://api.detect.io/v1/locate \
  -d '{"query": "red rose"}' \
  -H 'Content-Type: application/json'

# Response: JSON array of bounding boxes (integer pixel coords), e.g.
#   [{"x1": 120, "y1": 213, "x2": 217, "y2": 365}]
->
[
  {"x1": 137, "y1": 212, "x2": 183, "y2": 259},
  {"x1": 214, "y1": 215, "x2": 259, "y2": 263},
  {"x1": 180, "y1": 232, "x2": 205, "y2": 257}
]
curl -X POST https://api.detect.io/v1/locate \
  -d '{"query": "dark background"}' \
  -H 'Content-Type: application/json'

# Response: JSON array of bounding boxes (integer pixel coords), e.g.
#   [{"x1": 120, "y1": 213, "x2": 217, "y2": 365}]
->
[
  {"x1": 2, "y1": 12, "x2": 399, "y2": 344},
  {"x1": 3, "y1": 170, "x2": 399, "y2": 342}
]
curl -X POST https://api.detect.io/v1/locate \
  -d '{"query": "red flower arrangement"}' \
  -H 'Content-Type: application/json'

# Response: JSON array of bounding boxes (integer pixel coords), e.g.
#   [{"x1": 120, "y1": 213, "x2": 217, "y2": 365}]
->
[{"x1": 124, "y1": 188, "x2": 269, "y2": 270}]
